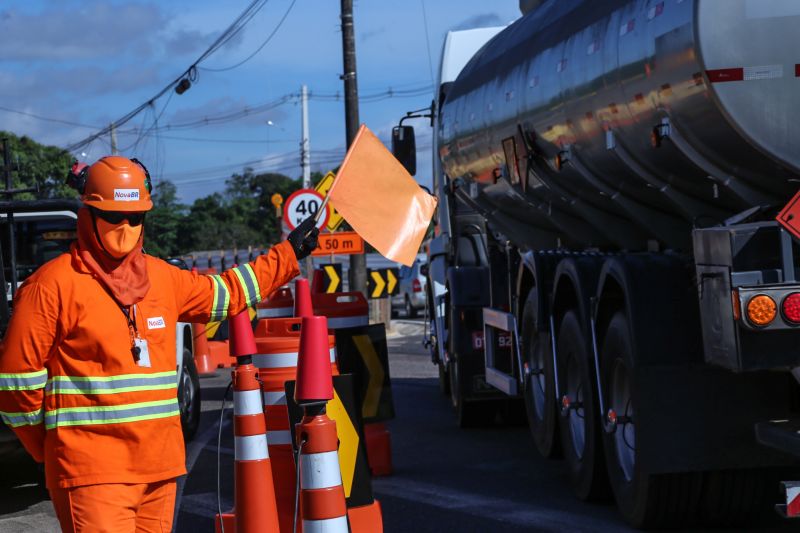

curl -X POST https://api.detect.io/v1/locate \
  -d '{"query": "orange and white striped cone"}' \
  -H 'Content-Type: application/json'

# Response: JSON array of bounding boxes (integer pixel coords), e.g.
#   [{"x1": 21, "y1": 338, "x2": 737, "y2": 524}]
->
[
  {"x1": 295, "y1": 316, "x2": 348, "y2": 533},
  {"x1": 228, "y1": 309, "x2": 281, "y2": 533}
]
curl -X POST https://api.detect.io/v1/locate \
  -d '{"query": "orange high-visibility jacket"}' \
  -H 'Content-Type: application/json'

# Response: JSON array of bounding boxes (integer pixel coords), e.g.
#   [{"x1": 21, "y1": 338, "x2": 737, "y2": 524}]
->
[{"x1": 0, "y1": 240, "x2": 298, "y2": 489}]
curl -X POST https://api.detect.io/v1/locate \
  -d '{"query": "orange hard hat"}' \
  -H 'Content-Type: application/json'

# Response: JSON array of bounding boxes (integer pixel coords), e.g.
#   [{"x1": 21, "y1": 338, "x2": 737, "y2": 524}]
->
[{"x1": 82, "y1": 156, "x2": 153, "y2": 212}]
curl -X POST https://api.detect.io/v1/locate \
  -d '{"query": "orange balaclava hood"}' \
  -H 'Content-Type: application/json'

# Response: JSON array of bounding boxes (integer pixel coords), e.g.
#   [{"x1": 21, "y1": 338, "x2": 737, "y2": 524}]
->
[{"x1": 72, "y1": 207, "x2": 150, "y2": 306}]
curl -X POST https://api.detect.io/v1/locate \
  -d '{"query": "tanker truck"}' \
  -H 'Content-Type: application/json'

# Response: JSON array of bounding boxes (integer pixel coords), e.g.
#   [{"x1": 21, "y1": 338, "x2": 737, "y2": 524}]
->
[{"x1": 392, "y1": 0, "x2": 800, "y2": 528}]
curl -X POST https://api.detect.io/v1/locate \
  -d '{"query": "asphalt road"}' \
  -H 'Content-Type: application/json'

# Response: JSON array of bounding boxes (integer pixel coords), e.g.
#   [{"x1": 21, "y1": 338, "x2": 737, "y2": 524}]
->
[{"x1": 0, "y1": 318, "x2": 796, "y2": 532}]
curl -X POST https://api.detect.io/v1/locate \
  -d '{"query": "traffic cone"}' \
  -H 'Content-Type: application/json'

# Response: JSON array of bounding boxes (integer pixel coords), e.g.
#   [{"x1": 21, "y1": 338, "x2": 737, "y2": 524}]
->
[
  {"x1": 295, "y1": 316, "x2": 348, "y2": 533},
  {"x1": 189, "y1": 267, "x2": 215, "y2": 375},
  {"x1": 294, "y1": 278, "x2": 313, "y2": 318},
  {"x1": 310, "y1": 269, "x2": 325, "y2": 294},
  {"x1": 218, "y1": 308, "x2": 281, "y2": 533}
]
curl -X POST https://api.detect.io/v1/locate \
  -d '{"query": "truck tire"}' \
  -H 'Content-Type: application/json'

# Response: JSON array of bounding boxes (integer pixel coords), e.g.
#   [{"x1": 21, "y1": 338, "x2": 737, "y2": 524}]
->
[
  {"x1": 448, "y1": 356, "x2": 494, "y2": 428},
  {"x1": 179, "y1": 347, "x2": 201, "y2": 441},
  {"x1": 601, "y1": 312, "x2": 702, "y2": 528},
  {"x1": 520, "y1": 289, "x2": 560, "y2": 458},
  {"x1": 699, "y1": 469, "x2": 769, "y2": 527},
  {"x1": 556, "y1": 310, "x2": 608, "y2": 501},
  {"x1": 437, "y1": 360, "x2": 450, "y2": 396}
]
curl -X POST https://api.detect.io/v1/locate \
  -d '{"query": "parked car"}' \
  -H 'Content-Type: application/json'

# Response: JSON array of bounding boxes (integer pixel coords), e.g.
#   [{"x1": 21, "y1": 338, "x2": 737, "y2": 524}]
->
[{"x1": 392, "y1": 257, "x2": 427, "y2": 318}]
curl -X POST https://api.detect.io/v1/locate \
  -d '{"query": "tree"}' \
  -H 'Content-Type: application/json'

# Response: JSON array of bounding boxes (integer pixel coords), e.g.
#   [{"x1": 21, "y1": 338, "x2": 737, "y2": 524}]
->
[
  {"x1": 0, "y1": 131, "x2": 77, "y2": 199},
  {"x1": 144, "y1": 181, "x2": 184, "y2": 258}
]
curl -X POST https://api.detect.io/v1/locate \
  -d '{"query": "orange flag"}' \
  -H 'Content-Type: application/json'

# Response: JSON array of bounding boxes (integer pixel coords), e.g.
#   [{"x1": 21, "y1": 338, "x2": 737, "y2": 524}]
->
[{"x1": 328, "y1": 125, "x2": 437, "y2": 266}]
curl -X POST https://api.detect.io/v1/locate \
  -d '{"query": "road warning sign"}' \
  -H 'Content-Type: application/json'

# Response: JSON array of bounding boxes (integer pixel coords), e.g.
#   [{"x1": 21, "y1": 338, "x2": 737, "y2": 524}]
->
[
  {"x1": 314, "y1": 171, "x2": 345, "y2": 232},
  {"x1": 310, "y1": 231, "x2": 364, "y2": 256},
  {"x1": 367, "y1": 267, "x2": 399, "y2": 299},
  {"x1": 284, "y1": 375, "x2": 374, "y2": 507},
  {"x1": 282, "y1": 188, "x2": 329, "y2": 231},
  {"x1": 319, "y1": 263, "x2": 342, "y2": 293},
  {"x1": 335, "y1": 324, "x2": 395, "y2": 423}
]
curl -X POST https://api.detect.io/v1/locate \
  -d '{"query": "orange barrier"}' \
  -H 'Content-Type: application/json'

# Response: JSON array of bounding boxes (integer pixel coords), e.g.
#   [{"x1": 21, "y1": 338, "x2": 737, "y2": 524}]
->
[
  {"x1": 216, "y1": 309, "x2": 280, "y2": 533},
  {"x1": 253, "y1": 317, "x2": 338, "y2": 533},
  {"x1": 257, "y1": 285, "x2": 294, "y2": 320},
  {"x1": 312, "y1": 292, "x2": 369, "y2": 330},
  {"x1": 347, "y1": 500, "x2": 384, "y2": 533},
  {"x1": 363, "y1": 422, "x2": 392, "y2": 477}
]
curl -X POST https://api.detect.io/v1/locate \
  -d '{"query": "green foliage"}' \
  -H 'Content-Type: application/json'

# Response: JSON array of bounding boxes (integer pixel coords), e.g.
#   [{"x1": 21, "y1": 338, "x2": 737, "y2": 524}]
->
[
  {"x1": 172, "y1": 167, "x2": 302, "y2": 256},
  {"x1": 0, "y1": 132, "x2": 303, "y2": 258},
  {"x1": 0, "y1": 131, "x2": 77, "y2": 199},
  {"x1": 143, "y1": 181, "x2": 184, "y2": 258}
]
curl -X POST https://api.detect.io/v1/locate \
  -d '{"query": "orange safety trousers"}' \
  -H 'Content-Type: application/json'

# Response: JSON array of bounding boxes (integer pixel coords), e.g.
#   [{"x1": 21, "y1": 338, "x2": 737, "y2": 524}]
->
[{"x1": 49, "y1": 479, "x2": 176, "y2": 533}]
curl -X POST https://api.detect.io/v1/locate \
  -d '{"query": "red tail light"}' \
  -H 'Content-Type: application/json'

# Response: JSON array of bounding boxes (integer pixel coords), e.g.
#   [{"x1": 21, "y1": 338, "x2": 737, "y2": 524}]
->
[
  {"x1": 782, "y1": 292, "x2": 800, "y2": 324},
  {"x1": 412, "y1": 279, "x2": 422, "y2": 292}
]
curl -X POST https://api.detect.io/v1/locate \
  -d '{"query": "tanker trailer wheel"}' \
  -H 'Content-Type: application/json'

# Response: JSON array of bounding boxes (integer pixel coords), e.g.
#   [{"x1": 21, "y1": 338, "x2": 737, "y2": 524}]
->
[
  {"x1": 600, "y1": 312, "x2": 702, "y2": 528},
  {"x1": 521, "y1": 289, "x2": 560, "y2": 458},
  {"x1": 556, "y1": 310, "x2": 608, "y2": 500}
]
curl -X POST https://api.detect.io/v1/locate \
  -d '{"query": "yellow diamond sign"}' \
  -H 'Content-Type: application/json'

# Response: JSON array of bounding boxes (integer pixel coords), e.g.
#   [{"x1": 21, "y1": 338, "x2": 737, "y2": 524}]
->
[{"x1": 315, "y1": 171, "x2": 345, "y2": 232}]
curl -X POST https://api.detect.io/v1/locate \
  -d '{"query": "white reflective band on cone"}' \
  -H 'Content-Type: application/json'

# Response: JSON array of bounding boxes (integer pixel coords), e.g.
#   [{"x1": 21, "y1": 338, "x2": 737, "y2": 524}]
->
[
  {"x1": 234, "y1": 434, "x2": 269, "y2": 461},
  {"x1": 300, "y1": 450, "x2": 343, "y2": 489},
  {"x1": 253, "y1": 348, "x2": 336, "y2": 369},
  {"x1": 326, "y1": 315, "x2": 368, "y2": 329},
  {"x1": 257, "y1": 306, "x2": 294, "y2": 319},
  {"x1": 266, "y1": 429, "x2": 292, "y2": 445},
  {"x1": 302, "y1": 516, "x2": 348, "y2": 533},
  {"x1": 263, "y1": 391, "x2": 287, "y2": 405},
  {"x1": 233, "y1": 389, "x2": 264, "y2": 416}
]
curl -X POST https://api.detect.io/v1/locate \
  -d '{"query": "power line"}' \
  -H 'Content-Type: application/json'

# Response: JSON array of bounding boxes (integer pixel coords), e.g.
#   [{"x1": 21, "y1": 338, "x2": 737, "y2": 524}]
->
[
  {"x1": 64, "y1": 0, "x2": 270, "y2": 153},
  {"x1": 420, "y1": 0, "x2": 436, "y2": 86},
  {"x1": 0, "y1": 106, "x2": 99, "y2": 129},
  {"x1": 201, "y1": 0, "x2": 298, "y2": 72}
]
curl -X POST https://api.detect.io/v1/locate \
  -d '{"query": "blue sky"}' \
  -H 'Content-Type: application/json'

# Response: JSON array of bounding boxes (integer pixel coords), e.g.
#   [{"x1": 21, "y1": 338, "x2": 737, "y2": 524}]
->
[{"x1": 0, "y1": 0, "x2": 520, "y2": 203}]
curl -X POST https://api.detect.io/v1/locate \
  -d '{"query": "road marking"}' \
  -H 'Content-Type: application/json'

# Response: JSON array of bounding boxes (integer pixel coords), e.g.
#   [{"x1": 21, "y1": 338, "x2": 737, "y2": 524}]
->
[{"x1": 371, "y1": 477, "x2": 626, "y2": 531}]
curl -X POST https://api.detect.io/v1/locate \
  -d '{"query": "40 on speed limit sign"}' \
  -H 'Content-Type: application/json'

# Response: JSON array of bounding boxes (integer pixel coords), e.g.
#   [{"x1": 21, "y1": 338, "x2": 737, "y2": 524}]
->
[{"x1": 282, "y1": 189, "x2": 330, "y2": 231}]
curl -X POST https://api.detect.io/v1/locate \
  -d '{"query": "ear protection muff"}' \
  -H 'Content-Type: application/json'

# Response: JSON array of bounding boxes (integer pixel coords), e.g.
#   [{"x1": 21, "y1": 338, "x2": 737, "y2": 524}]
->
[
  {"x1": 66, "y1": 160, "x2": 89, "y2": 194},
  {"x1": 130, "y1": 157, "x2": 153, "y2": 194},
  {"x1": 66, "y1": 158, "x2": 153, "y2": 195}
]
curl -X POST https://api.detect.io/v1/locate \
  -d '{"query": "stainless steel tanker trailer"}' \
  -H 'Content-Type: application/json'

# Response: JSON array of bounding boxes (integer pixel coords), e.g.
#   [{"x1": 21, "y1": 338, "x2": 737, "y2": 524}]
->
[{"x1": 393, "y1": 0, "x2": 800, "y2": 528}]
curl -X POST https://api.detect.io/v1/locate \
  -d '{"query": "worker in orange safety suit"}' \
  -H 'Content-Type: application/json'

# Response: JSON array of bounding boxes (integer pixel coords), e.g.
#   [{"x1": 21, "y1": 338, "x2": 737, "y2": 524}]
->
[{"x1": 0, "y1": 155, "x2": 319, "y2": 532}]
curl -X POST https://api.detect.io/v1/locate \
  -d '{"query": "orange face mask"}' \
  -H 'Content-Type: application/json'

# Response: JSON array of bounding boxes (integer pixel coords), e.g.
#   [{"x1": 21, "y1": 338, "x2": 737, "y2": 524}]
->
[{"x1": 96, "y1": 217, "x2": 143, "y2": 259}]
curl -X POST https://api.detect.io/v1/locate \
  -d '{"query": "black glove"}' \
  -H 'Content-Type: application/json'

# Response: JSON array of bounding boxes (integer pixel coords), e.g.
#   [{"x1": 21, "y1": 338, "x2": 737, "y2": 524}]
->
[{"x1": 287, "y1": 215, "x2": 320, "y2": 260}]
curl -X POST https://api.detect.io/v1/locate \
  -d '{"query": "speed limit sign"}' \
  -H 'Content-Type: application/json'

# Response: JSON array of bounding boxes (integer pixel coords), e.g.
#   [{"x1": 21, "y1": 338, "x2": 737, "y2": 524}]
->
[{"x1": 282, "y1": 189, "x2": 330, "y2": 231}]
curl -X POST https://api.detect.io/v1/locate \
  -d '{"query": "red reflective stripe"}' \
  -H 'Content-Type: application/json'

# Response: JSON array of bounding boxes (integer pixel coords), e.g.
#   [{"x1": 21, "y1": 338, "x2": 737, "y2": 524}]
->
[
  {"x1": 706, "y1": 68, "x2": 744, "y2": 83},
  {"x1": 795, "y1": 64, "x2": 800, "y2": 77}
]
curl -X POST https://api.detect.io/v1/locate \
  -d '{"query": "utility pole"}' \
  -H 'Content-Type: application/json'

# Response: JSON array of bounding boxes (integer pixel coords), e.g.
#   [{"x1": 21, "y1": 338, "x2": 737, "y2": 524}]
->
[
  {"x1": 110, "y1": 123, "x2": 118, "y2": 155},
  {"x1": 340, "y1": 0, "x2": 366, "y2": 297},
  {"x1": 300, "y1": 85, "x2": 311, "y2": 189},
  {"x1": 300, "y1": 84, "x2": 314, "y2": 277}
]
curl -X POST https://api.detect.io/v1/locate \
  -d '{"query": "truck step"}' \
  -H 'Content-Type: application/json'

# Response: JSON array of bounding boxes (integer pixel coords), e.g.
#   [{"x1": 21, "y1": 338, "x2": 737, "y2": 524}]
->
[
  {"x1": 482, "y1": 307, "x2": 522, "y2": 397},
  {"x1": 755, "y1": 419, "x2": 800, "y2": 458}
]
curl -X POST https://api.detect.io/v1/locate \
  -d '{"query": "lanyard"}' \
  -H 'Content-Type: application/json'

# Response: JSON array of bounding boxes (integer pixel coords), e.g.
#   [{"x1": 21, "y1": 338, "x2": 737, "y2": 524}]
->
[{"x1": 119, "y1": 304, "x2": 141, "y2": 361}]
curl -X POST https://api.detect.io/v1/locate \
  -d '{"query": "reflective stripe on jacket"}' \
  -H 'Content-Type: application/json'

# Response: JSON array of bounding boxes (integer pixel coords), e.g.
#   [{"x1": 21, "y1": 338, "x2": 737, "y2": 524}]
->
[{"x1": 0, "y1": 240, "x2": 298, "y2": 489}]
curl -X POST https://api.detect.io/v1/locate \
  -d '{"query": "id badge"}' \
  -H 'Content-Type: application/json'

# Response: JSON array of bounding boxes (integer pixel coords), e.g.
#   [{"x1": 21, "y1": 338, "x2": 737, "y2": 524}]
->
[{"x1": 134, "y1": 337, "x2": 151, "y2": 368}]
